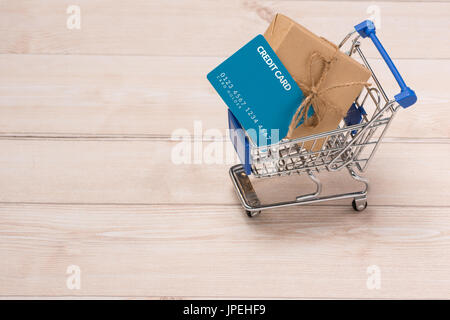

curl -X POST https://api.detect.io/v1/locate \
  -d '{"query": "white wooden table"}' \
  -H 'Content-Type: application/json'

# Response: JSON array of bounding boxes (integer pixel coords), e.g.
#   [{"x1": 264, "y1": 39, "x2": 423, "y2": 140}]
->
[{"x1": 0, "y1": 0, "x2": 449, "y2": 299}]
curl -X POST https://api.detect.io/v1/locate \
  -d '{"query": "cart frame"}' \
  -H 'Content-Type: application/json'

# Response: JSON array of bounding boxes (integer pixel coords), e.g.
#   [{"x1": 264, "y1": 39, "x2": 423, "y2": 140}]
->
[{"x1": 228, "y1": 20, "x2": 416, "y2": 217}]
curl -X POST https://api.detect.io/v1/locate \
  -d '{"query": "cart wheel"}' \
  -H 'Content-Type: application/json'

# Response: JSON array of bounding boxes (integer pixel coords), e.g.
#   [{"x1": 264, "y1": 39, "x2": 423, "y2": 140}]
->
[
  {"x1": 246, "y1": 210, "x2": 261, "y2": 218},
  {"x1": 352, "y1": 198, "x2": 367, "y2": 212}
]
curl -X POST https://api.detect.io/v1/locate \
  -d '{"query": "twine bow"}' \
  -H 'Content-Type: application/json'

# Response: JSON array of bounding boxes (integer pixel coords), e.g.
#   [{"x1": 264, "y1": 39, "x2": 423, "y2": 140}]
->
[{"x1": 286, "y1": 45, "x2": 370, "y2": 139}]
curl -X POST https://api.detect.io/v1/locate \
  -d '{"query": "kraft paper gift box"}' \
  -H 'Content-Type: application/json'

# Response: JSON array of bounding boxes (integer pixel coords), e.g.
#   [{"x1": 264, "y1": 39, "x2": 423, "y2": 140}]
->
[{"x1": 264, "y1": 14, "x2": 371, "y2": 151}]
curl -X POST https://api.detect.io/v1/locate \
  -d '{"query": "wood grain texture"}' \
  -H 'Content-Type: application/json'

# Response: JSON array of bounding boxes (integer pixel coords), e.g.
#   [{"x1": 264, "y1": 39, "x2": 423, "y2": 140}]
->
[
  {"x1": 0, "y1": 0, "x2": 449, "y2": 300},
  {"x1": 0, "y1": 203, "x2": 449, "y2": 298},
  {"x1": 0, "y1": 139, "x2": 448, "y2": 206},
  {"x1": 0, "y1": 0, "x2": 449, "y2": 58},
  {"x1": 0, "y1": 55, "x2": 448, "y2": 138}
]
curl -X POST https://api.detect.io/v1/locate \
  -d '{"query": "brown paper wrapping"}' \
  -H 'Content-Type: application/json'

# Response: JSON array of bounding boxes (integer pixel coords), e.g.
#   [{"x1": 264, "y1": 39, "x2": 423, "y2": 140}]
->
[{"x1": 264, "y1": 14, "x2": 371, "y2": 151}]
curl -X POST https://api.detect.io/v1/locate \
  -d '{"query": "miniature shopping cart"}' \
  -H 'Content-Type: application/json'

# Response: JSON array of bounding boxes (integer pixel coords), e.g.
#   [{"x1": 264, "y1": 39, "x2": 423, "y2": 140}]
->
[{"x1": 228, "y1": 20, "x2": 417, "y2": 217}]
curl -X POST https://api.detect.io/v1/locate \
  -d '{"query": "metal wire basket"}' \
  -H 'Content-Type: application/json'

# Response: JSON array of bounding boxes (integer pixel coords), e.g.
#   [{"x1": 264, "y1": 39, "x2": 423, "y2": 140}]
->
[{"x1": 228, "y1": 20, "x2": 417, "y2": 217}]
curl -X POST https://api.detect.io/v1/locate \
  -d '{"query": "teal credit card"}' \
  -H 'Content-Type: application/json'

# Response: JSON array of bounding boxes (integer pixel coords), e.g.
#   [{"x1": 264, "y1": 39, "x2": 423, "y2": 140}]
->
[{"x1": 207, "y1": 34, "x2": 313, "y2": 146}]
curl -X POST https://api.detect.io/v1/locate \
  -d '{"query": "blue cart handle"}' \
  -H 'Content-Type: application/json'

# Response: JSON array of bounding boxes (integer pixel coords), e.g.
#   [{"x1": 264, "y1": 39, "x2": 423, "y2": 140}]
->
[{"x1": 354, "y1": 20, "x2": 417, "y2": 108}]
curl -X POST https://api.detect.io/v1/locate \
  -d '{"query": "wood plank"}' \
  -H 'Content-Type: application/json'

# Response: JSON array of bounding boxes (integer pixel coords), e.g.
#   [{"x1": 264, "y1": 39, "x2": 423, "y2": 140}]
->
[
  {"x1": 0, "y1": 203, "x2": 449, "y2": 298},
  {"x1": 0, "y1": 1, "x2": 448, "y2": 58},
  {"x1": 0, "y1": 55, "x2": 448, "y2": 138},
  {"x1": 0, "y1": 139, "x2": 448, "y2": 206}
]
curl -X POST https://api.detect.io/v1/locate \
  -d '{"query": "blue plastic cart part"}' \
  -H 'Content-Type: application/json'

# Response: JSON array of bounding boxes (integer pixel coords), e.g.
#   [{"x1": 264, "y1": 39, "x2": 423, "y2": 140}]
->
[
  {"x1": 354, "y1": 20, "x2": 417, "y2": 108},
  {"x1": 344, "y1": 102, "x2": 367, "y2": 135},
  {"x1": 228, "y1": 109, "x2": 252, "y2": 175}
]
